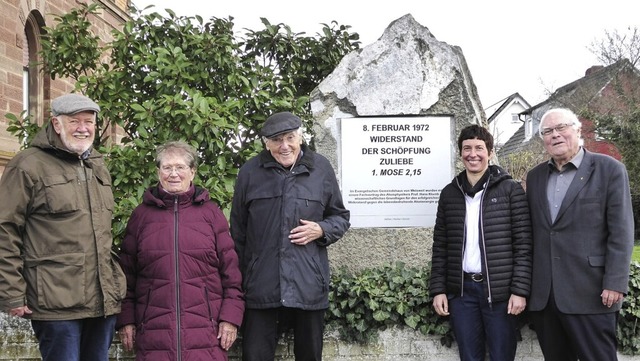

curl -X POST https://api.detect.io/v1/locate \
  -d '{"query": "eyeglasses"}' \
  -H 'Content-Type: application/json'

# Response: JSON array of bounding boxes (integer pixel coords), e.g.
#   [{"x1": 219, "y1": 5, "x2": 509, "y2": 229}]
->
[
  {"x1": 159, "y1": 164, "x2": 191, "y2": 175},
  {"x1": 540, "y1": 123, "x2": 572, "y2": 136}
]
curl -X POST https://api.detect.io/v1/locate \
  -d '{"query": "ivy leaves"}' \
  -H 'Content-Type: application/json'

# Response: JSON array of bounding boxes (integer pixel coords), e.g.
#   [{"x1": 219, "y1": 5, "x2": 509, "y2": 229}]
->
[
  {"x1": 617, "y1": 262, "x2": 640, "y2": 354},
  {"x1": 328, "y1": 261, "x2": 640, "y2": 354},
  {"x1": 327, "y1": 262, "x2": 451, "y2": 344}
]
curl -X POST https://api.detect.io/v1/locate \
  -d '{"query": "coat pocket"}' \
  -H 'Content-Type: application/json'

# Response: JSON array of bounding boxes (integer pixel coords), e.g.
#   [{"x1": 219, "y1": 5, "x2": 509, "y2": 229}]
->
[
  {"x1": 106, "y1": 256, "x2": 127, "y2": 301},
  {"x1": 294, "y1": 191, "x2": 325, "y2": 221},
  {"x1": 42, "y1": 174, "x2": 79, "y2": 214},
  {"x1": 588, "y1": 255, "x2": 605, "y2": 267},
  {"x1": 25, "y1": 253, "x2": 86, "y2": 309}
]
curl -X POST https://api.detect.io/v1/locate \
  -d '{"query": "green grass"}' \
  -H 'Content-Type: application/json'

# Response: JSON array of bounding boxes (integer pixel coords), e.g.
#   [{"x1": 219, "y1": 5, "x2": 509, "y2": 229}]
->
[{"x1": 633, "y1": 245, "x2": 640, "y2": 263}]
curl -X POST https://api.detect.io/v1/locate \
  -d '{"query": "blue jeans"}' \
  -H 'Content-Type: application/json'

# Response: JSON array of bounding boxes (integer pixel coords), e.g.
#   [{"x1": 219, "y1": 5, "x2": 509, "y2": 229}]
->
[
  {"x1": 31, "y1": 315, "x2": 117, "y2": 361},
  {"x1": 449, "y1": 280, "x2": 517, "y2": 361}
]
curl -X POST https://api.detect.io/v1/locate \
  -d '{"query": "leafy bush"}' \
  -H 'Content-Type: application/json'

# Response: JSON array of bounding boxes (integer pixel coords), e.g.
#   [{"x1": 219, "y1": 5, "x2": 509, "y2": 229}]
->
[
  {"x1": 7, "y1": 3, "x2": 360, "y2": 247},
  {"x1": 617, "y1": 262, "x2": 640, "y2": 355},
  {"x1": 326, "y1": 262, "x2": 451, "y2": 345},
  {"x1": 327, "y1": 262, "x2": 640, "y2": 355}
]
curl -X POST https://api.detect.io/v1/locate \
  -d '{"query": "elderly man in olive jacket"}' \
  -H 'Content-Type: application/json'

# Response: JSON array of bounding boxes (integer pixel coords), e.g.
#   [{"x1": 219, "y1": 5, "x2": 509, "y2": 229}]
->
[
  {"x1": 0, "y1": 93, "x2": 126, "y2": 361},
  {"x1": 231, "y1": 111, "x2": 350, "y2": 361}
]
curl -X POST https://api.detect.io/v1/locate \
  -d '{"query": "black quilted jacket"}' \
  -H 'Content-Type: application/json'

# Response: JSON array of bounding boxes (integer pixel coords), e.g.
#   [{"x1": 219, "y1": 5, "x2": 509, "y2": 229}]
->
[{"x1": 429, "y1": 165, "x2": 532, "y2": 304}]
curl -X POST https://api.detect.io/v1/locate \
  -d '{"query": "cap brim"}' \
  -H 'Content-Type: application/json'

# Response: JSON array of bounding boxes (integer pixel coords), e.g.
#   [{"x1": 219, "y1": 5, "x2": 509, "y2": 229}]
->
[{"x1": 264, "y1": 127, "x2": 300, "y2": 138}]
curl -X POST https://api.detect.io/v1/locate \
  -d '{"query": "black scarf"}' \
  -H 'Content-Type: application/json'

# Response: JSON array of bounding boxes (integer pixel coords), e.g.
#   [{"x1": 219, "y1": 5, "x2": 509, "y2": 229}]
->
[{"x1": 461, "y1": 170, "x2": 489, "y2": 197}]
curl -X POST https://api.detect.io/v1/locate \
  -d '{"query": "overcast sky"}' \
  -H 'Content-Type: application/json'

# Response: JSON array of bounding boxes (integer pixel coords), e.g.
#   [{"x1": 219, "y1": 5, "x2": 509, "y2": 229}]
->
[{"x1": 133, "y1": 0, "x2": 639, "y2": 110}]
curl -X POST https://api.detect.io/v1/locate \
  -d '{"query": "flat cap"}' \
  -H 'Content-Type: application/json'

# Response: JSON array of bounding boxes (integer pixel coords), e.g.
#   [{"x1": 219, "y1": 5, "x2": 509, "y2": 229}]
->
[
  {"x1": 51, "y1": 93, "x2": 100, "y2": 116},
  {"x1": 261, "y1": 111, "x2": 302, "y2": 138}
]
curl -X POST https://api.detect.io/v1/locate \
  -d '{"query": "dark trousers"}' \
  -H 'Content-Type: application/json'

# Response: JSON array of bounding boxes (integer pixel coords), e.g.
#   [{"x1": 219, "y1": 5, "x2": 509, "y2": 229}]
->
[
  {"x1": 530, "y1": 294, "x2": 618, "y2": 361},
  {"x1": 449, "y1": 280, "x2": 518, "y2": 361},
  {"x1": 241, "y1": 307, "x2": 325, "y2": 361},
  {"x1": 31, "y1": 315, "x2": 117, "y2": 361}
]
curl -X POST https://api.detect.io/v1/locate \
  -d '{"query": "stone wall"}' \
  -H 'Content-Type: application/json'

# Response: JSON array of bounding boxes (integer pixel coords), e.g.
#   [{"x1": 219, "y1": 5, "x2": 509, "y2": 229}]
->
[
  {"x1": 2, "y1": 313, "x2": 637, "y2": 361},
  {"x1": 0, "y1": 312, "x2": 538, "y2": 360}
]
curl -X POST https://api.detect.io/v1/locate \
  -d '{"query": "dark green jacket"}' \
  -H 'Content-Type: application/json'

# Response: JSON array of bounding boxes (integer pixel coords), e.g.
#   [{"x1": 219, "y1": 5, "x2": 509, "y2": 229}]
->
[{"x1": 0, "y1": 123, "x2": 126, "y2": 320}]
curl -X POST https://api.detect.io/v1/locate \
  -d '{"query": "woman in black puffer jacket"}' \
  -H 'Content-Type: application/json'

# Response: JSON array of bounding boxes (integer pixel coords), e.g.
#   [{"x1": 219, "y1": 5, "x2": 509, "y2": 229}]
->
[{"x1": 429, "y1": 125, "x2": 532, "y2": 361}]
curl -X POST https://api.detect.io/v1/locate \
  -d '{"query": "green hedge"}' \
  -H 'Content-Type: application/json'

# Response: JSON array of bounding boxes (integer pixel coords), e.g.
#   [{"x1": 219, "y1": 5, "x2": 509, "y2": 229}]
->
[
  {"x1": 326, "y1": 262, "x2": 451, "y2": 345},
  {"x1": 326, "y1": 261, "x2": 640, "y2": 355},
  {"x1": 618, "y1": 261, "x2": 640, "y2": 353}
]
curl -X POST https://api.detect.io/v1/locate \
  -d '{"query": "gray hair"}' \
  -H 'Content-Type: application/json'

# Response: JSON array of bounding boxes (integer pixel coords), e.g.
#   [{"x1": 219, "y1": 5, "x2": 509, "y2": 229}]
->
[
  {"x1": 538, "y1": 108, "x2": 582, "y2": 138},
  {"x1": 155, "y1": 141, "x2": 198, "y2": 168}
]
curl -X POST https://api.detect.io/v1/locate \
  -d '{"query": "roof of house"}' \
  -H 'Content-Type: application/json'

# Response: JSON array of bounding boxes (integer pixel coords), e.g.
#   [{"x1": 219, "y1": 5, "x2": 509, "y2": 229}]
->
[
  {"x1": 522, "y1": 58, "x2": 638, "y2": 116},
  {"x1": 486, "y1": 92, "x2": 529, "y2": 124},
  {"x1": 498, "y1": 59, "x2": 639, "y2": 158},
  {"x1": 497, "y1": 122, "x2": 527, "y2": 157}
]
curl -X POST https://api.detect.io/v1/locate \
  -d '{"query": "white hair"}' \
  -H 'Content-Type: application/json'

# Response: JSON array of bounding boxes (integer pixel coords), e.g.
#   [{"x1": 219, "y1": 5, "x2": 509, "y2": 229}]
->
[{"x1": 538, "y1": 108, "x2": 582, "y2": 138}]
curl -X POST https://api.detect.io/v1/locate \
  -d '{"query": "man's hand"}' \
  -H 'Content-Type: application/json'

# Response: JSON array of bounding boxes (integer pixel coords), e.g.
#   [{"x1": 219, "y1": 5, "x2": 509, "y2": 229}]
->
[
  {"x1": 8, "y1": 305, "x2": 32, "y2": 318},
  {"x1": 601, "y1": 289, "x2": 624, "y2": 308},
  {"x1": 289, "y1": 219, "x2": 324, "y2": 245}
]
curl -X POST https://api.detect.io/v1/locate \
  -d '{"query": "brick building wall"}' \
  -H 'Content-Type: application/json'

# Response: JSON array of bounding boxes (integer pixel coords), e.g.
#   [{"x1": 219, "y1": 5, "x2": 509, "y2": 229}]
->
[{"x1": 0, "y1": 0, "x2": 129, "y2": 175}]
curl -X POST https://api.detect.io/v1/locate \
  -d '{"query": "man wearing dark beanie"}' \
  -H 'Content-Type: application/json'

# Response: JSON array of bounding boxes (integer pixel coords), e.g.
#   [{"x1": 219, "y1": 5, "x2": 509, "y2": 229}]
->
[{"x1": 231, "y1": 111, "x2": 350, "y2": 360}]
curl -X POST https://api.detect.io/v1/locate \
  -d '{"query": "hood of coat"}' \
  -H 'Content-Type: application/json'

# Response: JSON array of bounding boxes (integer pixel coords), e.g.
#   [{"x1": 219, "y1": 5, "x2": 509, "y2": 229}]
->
[{"x1": 143, "y1": 184, "x2": 210, "y2": 208}]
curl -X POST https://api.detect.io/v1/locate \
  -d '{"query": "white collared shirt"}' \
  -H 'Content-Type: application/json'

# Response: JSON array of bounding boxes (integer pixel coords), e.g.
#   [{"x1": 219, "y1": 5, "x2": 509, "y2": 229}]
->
[{"x1": 463, "y1": 189, "x2": 483, "y2": 273}]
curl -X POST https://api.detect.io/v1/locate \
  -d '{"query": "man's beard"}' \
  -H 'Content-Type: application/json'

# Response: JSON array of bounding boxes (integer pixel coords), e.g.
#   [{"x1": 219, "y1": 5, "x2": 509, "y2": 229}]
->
[{"x1": 59, "y1": 130, "x2": 93, "y2": 155}]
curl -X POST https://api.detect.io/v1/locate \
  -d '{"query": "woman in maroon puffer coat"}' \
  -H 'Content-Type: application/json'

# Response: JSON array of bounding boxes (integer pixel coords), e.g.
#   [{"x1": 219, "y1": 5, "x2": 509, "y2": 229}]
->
[{"x1": 116, "y1": 141, "x2": 244, "y2": 361}]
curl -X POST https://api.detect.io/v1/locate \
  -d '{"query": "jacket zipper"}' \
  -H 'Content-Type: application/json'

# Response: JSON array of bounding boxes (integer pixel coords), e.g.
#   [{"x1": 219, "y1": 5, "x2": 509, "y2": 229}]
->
[
  {"x1": 279, "y1": 168, "x2": 288, "y2": 305},
  {"x1": 479, "y1": 175, "x2": 493, "y2": 309},
  {"x1": 460, "y1": 217, "x2": 466, "y2": 298},
  {"x1": 173, "y1": 196, "x2": 182, "y2": 361},
  {"x1": 138, "y1": 288, "x2": 151, "y2": 334},
  {"x1": 80, "y1": 158, "x2": 104, "y2": 314},
  {"x1": 455, "y1": 179, "x2": 466, "y2": 298},
  {"x1": 205, "y1": 287, "x2": 214, "y2": 326}
]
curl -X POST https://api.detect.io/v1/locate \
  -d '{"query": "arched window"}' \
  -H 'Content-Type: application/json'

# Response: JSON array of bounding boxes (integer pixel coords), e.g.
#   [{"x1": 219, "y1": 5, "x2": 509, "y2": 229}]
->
[{"x1": 23, "y1": 10, "x2": 49, "y2": 126}]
